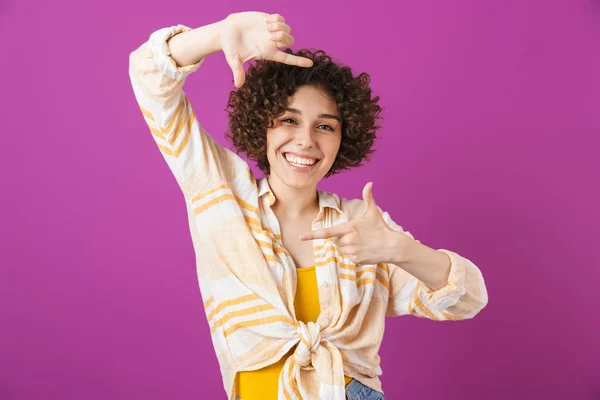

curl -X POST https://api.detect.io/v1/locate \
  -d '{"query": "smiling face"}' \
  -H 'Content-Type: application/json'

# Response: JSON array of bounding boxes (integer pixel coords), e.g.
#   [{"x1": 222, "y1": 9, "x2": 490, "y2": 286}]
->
[{"x1": 266, "y1": 84, "x2": 342, "y2": 190}]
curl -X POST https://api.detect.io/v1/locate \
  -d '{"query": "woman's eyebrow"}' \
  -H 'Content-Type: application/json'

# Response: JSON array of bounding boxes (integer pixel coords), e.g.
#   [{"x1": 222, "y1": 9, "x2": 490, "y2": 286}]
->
[{"x1": 285, "y1": 107, "x2": 341, "y2": 122}]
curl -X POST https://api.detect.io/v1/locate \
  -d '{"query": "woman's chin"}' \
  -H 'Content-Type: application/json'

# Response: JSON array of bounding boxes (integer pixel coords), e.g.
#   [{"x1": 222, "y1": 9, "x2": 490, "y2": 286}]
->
[
  {"x1": 275, "y1": 169, "x2": 320, "y2": 189},
  {"x1": 283, "y1": 176, "x2": 317, "y2": 189}
]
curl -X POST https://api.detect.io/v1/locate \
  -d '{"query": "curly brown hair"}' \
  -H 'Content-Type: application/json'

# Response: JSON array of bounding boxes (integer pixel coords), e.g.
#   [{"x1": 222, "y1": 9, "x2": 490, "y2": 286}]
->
[{"x1": 225, "y1": 48, "x2": 382, "y2": 177}]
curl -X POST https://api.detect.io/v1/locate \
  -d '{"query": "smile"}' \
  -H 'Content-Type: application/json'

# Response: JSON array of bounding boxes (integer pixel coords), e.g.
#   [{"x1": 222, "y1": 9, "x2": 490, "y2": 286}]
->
[{"x1": 282, "y1": 152, "x2": 320, "y2": 172}]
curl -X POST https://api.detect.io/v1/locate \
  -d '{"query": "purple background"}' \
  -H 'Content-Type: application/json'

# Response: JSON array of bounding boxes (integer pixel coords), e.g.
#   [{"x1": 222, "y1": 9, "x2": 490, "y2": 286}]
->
[{"x1": 1, "y1": 0, "x2": 599, "y2": 399}]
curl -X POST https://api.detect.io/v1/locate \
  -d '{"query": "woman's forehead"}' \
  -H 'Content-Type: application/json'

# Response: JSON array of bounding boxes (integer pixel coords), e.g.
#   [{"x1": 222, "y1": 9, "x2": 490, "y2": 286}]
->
[{"x1": 285, "y1": 85, "x2": 340, "y2": 116}]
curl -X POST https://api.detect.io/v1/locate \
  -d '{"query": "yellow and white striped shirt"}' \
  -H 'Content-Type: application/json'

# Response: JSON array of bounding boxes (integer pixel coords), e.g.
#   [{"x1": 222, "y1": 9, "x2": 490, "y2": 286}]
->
[{"x1": 128, "y1": 24, "x2": 489, "y2": 400}]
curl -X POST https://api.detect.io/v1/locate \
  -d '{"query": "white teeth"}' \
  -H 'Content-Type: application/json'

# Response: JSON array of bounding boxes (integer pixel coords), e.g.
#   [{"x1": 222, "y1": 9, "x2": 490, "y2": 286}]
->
[{"x1": 284, "y1": 153, "x2": 317, "y2": 166}]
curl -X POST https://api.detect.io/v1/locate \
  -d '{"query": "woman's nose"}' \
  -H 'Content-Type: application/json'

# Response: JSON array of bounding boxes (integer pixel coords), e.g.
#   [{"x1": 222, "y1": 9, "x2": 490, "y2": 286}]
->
[{"x1": 294, "y1": 127, "x2": 315, "y2": 148}]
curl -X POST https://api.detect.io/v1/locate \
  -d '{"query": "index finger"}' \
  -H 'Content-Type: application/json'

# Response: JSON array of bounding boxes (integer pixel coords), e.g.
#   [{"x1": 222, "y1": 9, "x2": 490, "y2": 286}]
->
[
  {"x1": 271, "y1": 50, "x2": 313, "y2": 68},
  {"x1": 300, "y1": 224, "x2": 348, "y2": 241}
]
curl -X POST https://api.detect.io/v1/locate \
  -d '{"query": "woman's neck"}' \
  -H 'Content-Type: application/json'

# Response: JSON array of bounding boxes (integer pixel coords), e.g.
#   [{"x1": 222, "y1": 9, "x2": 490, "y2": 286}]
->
[{"x1": 267, "y1": 176, "x2": 320, "y2": 220}]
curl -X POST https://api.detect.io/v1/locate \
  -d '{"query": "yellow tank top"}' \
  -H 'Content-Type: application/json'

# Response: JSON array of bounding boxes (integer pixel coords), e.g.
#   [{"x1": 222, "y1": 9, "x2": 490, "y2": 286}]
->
[{"x1": 235, "y1": 266, "x2": 352, "y2": 399}]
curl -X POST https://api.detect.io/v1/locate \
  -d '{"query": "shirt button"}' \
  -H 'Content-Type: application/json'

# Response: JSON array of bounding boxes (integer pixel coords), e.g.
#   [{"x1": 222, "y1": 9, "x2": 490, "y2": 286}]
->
[{"x1": 323, "y1": 281, "x2": 330, "y2": 288}]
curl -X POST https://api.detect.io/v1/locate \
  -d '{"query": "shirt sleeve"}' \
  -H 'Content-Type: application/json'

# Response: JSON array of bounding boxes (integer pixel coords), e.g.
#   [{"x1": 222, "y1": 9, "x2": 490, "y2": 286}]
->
[
  {"x1": 381, "y1": 211, "x2": 489, "y2": 320},
  {"x1": 128, "y1": 24, "x2": 249, "y2": 200}
]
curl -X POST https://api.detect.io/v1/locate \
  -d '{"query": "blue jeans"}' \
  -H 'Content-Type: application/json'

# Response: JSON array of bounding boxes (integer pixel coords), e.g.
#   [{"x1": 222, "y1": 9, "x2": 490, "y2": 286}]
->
[
  {"x1": 236, "y1": 379, "x2": 386, "y2": 400},
  {"x1": 345, "y1": 379, "x2": 386, "y2": 400}
]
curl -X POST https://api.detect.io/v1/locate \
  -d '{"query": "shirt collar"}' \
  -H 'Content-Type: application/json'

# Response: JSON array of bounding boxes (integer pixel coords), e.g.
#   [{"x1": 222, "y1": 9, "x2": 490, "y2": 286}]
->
[{"x1": 257, "y1": 176, "x2": 343, "y2": 215}]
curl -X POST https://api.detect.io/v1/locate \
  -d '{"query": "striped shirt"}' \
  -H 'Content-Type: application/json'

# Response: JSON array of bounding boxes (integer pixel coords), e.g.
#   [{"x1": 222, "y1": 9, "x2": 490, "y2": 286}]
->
[{"x1": 128, "y1": 24, "x2": 489, "y2": 400}]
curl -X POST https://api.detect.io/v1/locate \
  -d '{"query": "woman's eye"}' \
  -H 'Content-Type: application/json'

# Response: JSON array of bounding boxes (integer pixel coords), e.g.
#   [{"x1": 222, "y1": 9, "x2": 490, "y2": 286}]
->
[{"x1": 280, "y1": 119, "x2": 333, "y2": 131}]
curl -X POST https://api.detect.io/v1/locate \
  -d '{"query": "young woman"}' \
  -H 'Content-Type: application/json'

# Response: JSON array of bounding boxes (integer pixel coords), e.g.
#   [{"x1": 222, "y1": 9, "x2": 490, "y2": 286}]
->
[{"x1": 128, "y1": 11, "x2": 488, "y2": 400}]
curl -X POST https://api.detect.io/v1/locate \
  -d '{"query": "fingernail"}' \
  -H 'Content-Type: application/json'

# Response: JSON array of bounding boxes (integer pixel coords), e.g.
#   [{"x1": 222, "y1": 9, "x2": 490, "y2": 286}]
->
[{"x1": 269, "y1": 32, "x2": 277, "y2": 39}]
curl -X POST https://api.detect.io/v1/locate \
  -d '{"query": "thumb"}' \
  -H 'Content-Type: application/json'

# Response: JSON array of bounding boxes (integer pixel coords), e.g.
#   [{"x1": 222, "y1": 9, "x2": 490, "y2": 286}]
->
[
  {"x1": 362, "y1": 181, "x2": 377, "y2": 213},
  {"x1": 226, "y1": 53, "x2": 246, "y2": 88}
]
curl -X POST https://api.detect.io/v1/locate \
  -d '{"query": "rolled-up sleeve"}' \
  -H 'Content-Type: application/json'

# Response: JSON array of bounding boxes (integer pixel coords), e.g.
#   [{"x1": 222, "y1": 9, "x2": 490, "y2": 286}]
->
[
  {"x1": 381, "y1": 211, "x2": 489, "y2": 320},
  {"x1": 128, "y1": 25, "x2": 248, "y2": 200}
]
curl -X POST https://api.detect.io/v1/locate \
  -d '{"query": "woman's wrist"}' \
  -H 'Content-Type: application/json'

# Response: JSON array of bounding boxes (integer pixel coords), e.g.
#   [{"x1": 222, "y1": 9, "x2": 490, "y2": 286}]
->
[
  {"x1": 386, "y1": 230, "x2": 412, "y2": 265},
  {"x1": 167, "y1": 19, "x2": 226, "y2": 67}
]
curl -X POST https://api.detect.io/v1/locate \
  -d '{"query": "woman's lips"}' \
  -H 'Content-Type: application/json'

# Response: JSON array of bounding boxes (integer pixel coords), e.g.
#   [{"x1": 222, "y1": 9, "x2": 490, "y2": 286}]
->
[{"x1": 282, "y1": 152, "x2": 319, "y2": 172}]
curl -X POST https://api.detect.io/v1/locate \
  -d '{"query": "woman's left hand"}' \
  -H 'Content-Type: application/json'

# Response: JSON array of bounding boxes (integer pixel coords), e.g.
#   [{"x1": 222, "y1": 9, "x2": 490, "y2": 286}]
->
[{"x1": 300, "y1": 182, "x2": 408, "y2": 265}]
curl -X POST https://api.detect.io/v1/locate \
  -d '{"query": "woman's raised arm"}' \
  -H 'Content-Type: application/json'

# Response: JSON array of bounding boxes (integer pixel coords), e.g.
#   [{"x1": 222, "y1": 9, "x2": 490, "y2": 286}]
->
[{"x1": 127, "y1": 13, "x2": 312, "y2": 199}]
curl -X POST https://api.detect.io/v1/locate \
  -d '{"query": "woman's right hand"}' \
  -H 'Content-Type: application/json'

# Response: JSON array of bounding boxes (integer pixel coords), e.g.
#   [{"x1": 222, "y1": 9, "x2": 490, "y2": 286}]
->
[{"x1": 220, "y1": 12, "x2": 314, "y2": 88}]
